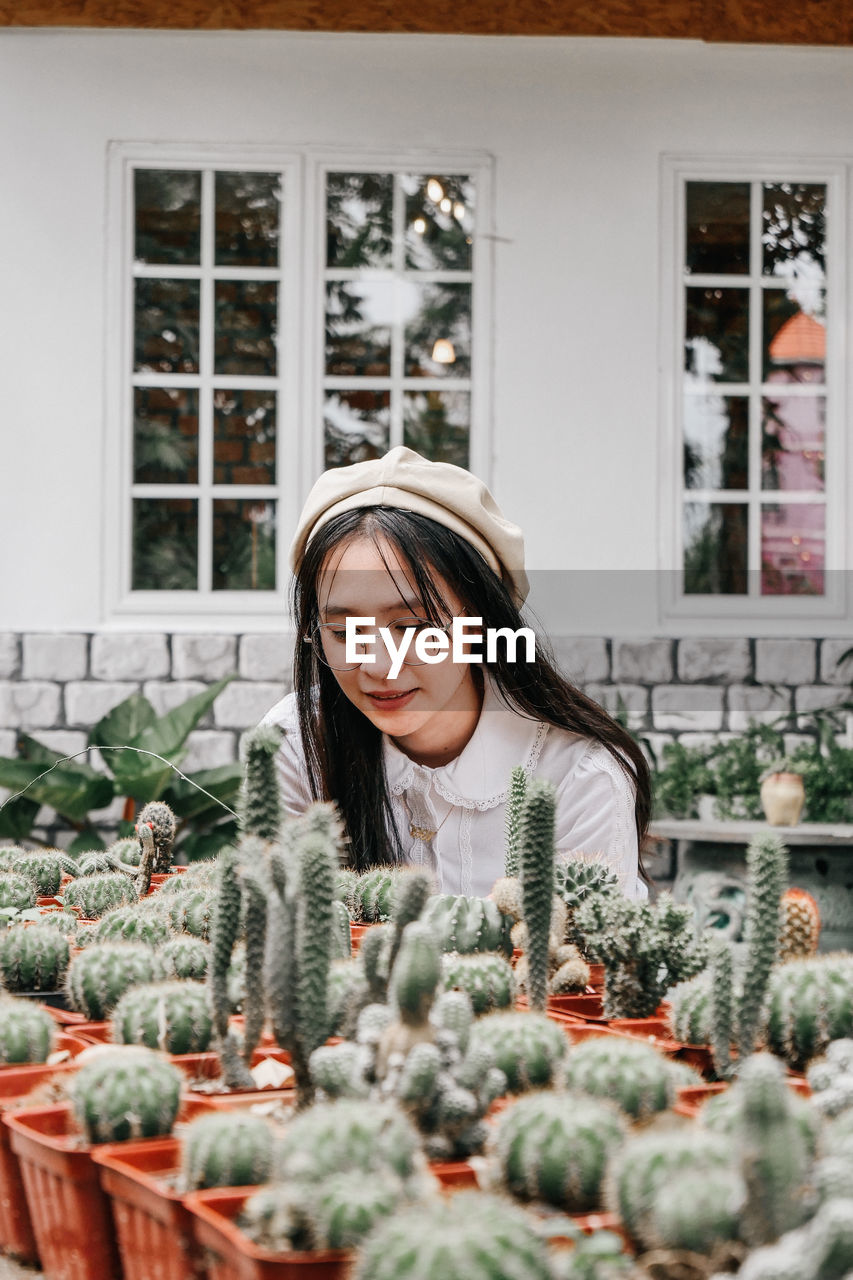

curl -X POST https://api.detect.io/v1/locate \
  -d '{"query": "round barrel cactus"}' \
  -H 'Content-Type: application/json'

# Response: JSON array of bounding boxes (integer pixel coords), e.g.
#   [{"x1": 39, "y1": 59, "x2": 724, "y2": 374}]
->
[
  {"x1": 275, "y1": 1099, "x2": 424, "y2": 1185},
  {"x1": 467, "y1": 1011, "x2": 567, "y2": 1092},
  {"x1": 421, "y1": 894, "x2": 513, "y2": 958},
  {"x1": 66, "y1": 942, "x2": 160, "y2": 1019},
  {"x1": 765, "y1": 955, "x2": 853, "y2": 1069},
  {"x1": 7, "y1": 852, "x2": 62, "y2": 897},
  {"x1": 112, "y1": 980, "x2": 213, "y2": 1054},
  {"x1": 0, "y1": 872, "x2": 37, "y2": 911},
  {"x1": 94, "y1": 906, "x2": 171, "y2": 948},
  {"x1": 157, "y1": 936, "x2": 209, "y2": 981},
  {"x1": 441, "y1": 952, "x2": 515, "y2": 1015},
  {"x1": 242, "y1": 1172, "x2": 407, "y2": 1254},
  {"x1": 0, "y1": 995, "x2": 55, "y2": 1064},
  {"x1": 107, "y1": 837, "x2": 143, "y2": 867},
  {"x1": 0, "y1": 923, "x2": 70, "y2": 991},
  {"x1": 167, "y1": 888, "x2": 215, "y2": 940},
  {"x1": 63, "y1": 872, "x2": 138, "y2": 920},
  {"x1": 69, "y1": 1047, "x2": 182, "y2": 1144},
  {"x1": 181, "y1": 1112, "x2": 274, "y2": 1190},
  {"x1": 564, "y1": 1036, "x2": 676, "y2": 1120},
  {"x1": 350, "y1": 869, "x2": 398, "y2": 923}
]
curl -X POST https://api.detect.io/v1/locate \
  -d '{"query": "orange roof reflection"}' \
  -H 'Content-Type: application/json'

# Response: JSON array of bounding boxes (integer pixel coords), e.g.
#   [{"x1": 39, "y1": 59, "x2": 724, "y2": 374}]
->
[{"x1": 769, "y1": 312, "x2": 826, "y2": 362}]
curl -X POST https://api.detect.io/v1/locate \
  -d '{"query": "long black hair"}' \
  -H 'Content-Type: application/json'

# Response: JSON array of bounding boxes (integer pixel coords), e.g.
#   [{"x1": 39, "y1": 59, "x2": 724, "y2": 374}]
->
[{"x1": 291, "y1": 506, "x2": 651, "y2": 875}]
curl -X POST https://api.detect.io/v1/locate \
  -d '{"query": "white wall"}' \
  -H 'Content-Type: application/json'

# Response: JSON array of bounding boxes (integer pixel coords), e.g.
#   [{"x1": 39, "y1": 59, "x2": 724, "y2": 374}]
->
[{"x1": 2, "y1": 31, "x2": 853, "y2": 634}]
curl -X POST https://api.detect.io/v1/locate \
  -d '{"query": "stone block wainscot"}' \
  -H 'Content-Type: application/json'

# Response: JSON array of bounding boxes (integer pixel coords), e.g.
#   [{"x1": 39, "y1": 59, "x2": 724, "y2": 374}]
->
[{"x1": 0, "y1": 633, "x2": 851, "y2": 873}]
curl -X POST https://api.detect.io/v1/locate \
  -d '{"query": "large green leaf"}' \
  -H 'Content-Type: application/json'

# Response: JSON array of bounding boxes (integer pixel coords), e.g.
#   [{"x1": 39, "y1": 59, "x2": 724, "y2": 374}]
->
[
  {"x1": 18, "y1": 732, "x2": 105, "y2": 780},
  {"x1": 90, "y1": 693, "x2": 157, "y2": 751},
  {"x1": 0, "y1": 757, "x2": 114, "y2": 823},
  {"x1": 177, "y1": 820, "x2": 239, "y2": 863},
  {"x1": 162, "y1": 764, "x2": 243, "y2": 821},
  {"x1": 132, "y1": 677, "x2": 234, "y2": 759},
  {"x1": 0, "y1": 795, "x2": 39, "y2": 841},
  {"x1": 111, "y1": 752, "x2": 186, "y2": 806},
  {"x1": 68, "y1": 829, "x2": 107, "y2": 855}
]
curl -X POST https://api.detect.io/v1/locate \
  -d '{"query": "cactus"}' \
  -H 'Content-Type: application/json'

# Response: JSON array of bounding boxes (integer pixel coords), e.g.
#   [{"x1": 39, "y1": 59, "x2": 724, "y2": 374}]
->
[
  {"x1": 240, "y1": 860, "x2": 269, "y2": 1061},
  {"x1": 647, "y1": 1165, "x2": 746, "y2": 1254},
  {"x1": 240, "y1": 1172, "x2": 408, "y2": 1254},
  {"x1": 735, "y1": 1197, "x2": 853, "y2": 1280},
  {"x1": 553, "y1": 853, "x2": 620, "y2": 950},
  {"x1": 310, "y1": 1040, "x2": 371, "y2": 1100},
  {"x1": 0, "y1": 996, "x2": 55, "y2": 1063},
  {"x1": 63, "y1": 872, "x2": 138, "y2": 919},
  {"x1": 182, "y1": 1111, "x2": 275, "y2": 1190},
  {"x1": 737, "y1": 1053, "x2": 814, "y2": 1246},
  {"x1": 66, "y1": 942, "x2": 160, "y2": 1019},
  {"x1": 668, "y1": 968, "x2": 712, "y2": 1044},
  {"x1": 494, "y1": 874, "x2": 589, "y2": 997},
  {"x1": 238, "y1": 723, "x2": 284, "y2": 841},
  {"x1": 564, "y1": 1036, "x2": 677, "y2": 1120},
  {"x1": 738, "y1": 833, "x2": 789, "y2": 1060},
  {"x1": 492, "y1": 1091, "x2": 626, "y2": 1211},
  {"x1": 351, "y1": 1191, "x2": 554, "y2": 1280},
  {"x1": 326, "y1": 960, "x2": 370, "y2": 1039},
  {"x1": 336, "y1": 867, "x2": 358, "y2": 906},
  {"x1": 7, "y1": 851, "x2": 62, "y2": 897},
  {"x1": 0, "y1": 872, "x2": 37, "y2": 911},
  {"x1": 575, "y1": 889, "x2": 705, "y2": 1019},
  {"x1": 167, "y1": 888, "x2": 215, "y2": 940},
  {"x1": 158, "y1": 860, "x2": 219, "y2": 894},
  {"x1": 420, "y1": 894, "x2": 513, "y2": 958},
  {"x1": 207, "y1": 845, "x2": 252, "y2": 1089},
  {"x1": 504, "y1": 765, "x2": 527, "y2": 878},
  {"x1": 441, "y1": 952, "x2": 515, "y2": 1015},
  {"x1": 764, "y1": 955, "x2": 853, "y2": 1069},
  {"x1": 0, "y1": 845, "x2": 27, "y2": 867},
  {"x1": 808, "y1": 1040, "x2": 853, "y2": 1118},
  {"x1": 376, "y1": 920, "x2": 441, "y2": 1074},
  {"x1": 276, "y1": 1098, "x2": 424, "y2": 1184},
  {"x1": 350, "y1": 868, "x2": 399, "y2": 923},
  {"x1": 331, "y1": 899, "x2": 352, "y2": 960},
  {"x1": 69, "y1": 1047, "x2": 182, "y2": 1143},
  {"x1": 0, "y1": 923, "x2": 69, "y2": 991},
  {"x1": 77, "y1": 851, "x2": 119, "y2": 876},
  {"x1": 606, "y1": 1127, "x2": 736, "y2": 1250},
  {"x1": 94, "y1": 906, "x2": 171, "y2": 947},
  {"x1": 518, "y1": 778, "x2": 557, "y2": 1012},
  {"x1": 778, "y1": 888, "x2": 821, "y2": 962},
  {"x1": 157, "y1": 936, "x2": 209, "y2": 981},
  {"x1": 107, "y1": 836, "x2": 142, "y2": 867},
  {"x1": 467, "y1": 1010, "x2": 567, "y2": 1093},
  {"x1": 112, "y1": 980, "x2": 213, "y2": 1054},
  {"x1": 137, "y1": 800, "x2": 177, "y2": 873}
]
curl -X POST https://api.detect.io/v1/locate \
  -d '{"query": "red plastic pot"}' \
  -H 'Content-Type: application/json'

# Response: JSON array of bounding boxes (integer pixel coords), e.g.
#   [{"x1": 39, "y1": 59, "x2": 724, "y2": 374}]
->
[
  {"x1": 172, "y1": 1047, "x2": 293, "y2": 1093},
  {"x1": 547, "y1": 993, "x2": 606, "y2": 1021},
  {"x1": 429, "y1": 1160, "x2": 478, "y2": 1189},
  {"x1": 70, "y1": 1021, "x2": 113, "y2": 1045},
  {"x1": 349, "y1": 923, "x2": 379, "y2": 953},
  {"x1": 93, "y1": 1136, "x2": 202, "y2": 1280},
  {"x1": 186, "y1": 1187, "x2": 353, "y2": 1279}
]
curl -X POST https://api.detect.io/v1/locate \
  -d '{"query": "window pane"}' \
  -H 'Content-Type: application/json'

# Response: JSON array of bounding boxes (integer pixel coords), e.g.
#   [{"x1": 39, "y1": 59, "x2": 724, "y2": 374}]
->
[
  {"x1": 404, "y1": 174, "x2": 474, "y2": 271},
  {"x1": 326, "y1": 172, "x2": 393, "y2": 269},
  {"x1": 685, "y1": 181, "x2": 750, "y2": 276},
  {"x1": 324, "y1": 390, "x2": 390, "y2": 468},
  {"x1": 763, "y1": 289, "x2": 825, "y2": 383},
  {"x1": 134, "y1": 279, "x2": 200, "y2": 374},
  {"x1": 762, "y1": 183, "x2": 826, "y2": 280},
  {"x1": 134, "y1": 170, "x2": 201, "y2": 265},
  {"x1": 214, "y1": 281, "x2": 278, "y2": 376},
  {"x1": 132, "y1": 499, "x2": 198, "y2": 590},
  {"x1": 403, "y1": 390, "x2": 469, "y2": 467},
  {"x1": 762, "y1": 396, "x2": 825, "y2": 492},
  {"x1": 684, "y1": 502, "x2": 748, "y2": 594},
  {"x1": 213, "y1": 390, "x2": 276, "y2": 485},
  {"x1": 212, "y1": 499, "x2": 276, "y2": 591},
  {"x1": 404, "y1": 283, "x2": 471, "y2": 378},
  {"x1": 133, "y1": 388, "x2": 198, "y2": 485},
  {"x1": 684, "y1": 287, "x2": 749, "y2": 383},
  {"x1": 325, "y1": 281, "x2": 392, "y2": 377},
  {"x1": 215, "y1": 171, "x2": 281, "y2": 268},
  {"x1": 761, "y1": 503, "x2": 825, "y2": 595},
  {"x1": 683, "y1": 394, "x2": 748, "y2": 490}
]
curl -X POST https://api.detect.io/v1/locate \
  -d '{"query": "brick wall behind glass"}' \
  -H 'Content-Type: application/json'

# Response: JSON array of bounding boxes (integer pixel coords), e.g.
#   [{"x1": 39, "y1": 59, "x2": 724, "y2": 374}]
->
[{"x1": 1, "y1": 632, "x2": 850, "y2": 852}]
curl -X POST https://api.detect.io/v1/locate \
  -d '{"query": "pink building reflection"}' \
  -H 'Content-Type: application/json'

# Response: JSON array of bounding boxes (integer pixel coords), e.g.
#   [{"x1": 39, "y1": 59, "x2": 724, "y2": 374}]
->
[{"x1": 761, "y1": 311, "x2": 826, "y2": 594}]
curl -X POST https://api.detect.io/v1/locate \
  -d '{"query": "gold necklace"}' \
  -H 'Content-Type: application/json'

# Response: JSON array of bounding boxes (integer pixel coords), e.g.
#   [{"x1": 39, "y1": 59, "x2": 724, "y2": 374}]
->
[{"x1": 403, "y1": 796, "x2": 454, "y2": 843}]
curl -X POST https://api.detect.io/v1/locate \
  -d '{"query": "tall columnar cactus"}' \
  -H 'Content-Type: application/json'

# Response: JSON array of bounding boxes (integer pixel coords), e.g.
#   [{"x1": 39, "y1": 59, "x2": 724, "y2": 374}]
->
[
  {"x1": 240, "y1": 859, "x2": 269, "y2": 1061},
  {"x1": 563, "y1": 1036, "x2": 678, "y2": 1121},
  {"x1": 69, "y1": 1048, "x2": 182, "y2": 1143},
  {"x1": 738, "y1": 833, "x2": 789, "y2": 1060},
  {"x1": 735, "y1": 1197, "x2": 853, "y2": 1280},
  {"x1": 66, "y1": 942, "x2": 160, "y2": 1019},
  {"x1": 238, "y1": 723, "x2": 284, "y2": 841},
  {"x1": 467, "y1": 1010, "x2": 567, "y2": 1093},
  {"x1": 504, "y1": 765, "x2": 527, "y2": 878},
  {"x1": 518, "y1": 778, "x2": 557, "y2": 1012},
  {"x1": 94, "y1": 906, "x2": 171, "y2": 948},
  {"x1": 158, "y1": 936, "x2": 209, "y2": 982},
  {"x1": 646, "y1": 1166, "x2": 746, "y2": 1255},
  {"x1": 441, "y1": 952, "x2": 515, "y2": 1015},
  {"x1": 208, "y1": 844, "x2": 251, "y2": 1088},
  {"x1": 0, "y1": 923, "x2": 70, "y2": 991},
  {"x1": 736, "y1": 1053, "x2": 814, "y2": 1246},
  {"x1": 7, "y1": 852, "x2": 62, "y2": 897},
  {"x1": 778, "y1": 887, "x2": 821, "y2": 962},
  {"x1": 377, "y1": 921, "x2": 441, "y2": 1073},
  {"x1": 0, "y1": 996, "x2": 55, "y2": 1063},
  {"x1": 181, "y1": 1111, "x2": 275, "y2": 1190},
  {"x1": 710, "y1": 933, "x2": 736, "y2": 1080},
  {"x1": 421, "y1": 894, "x2": 513, "y2": 958},
  {"x1": 137, "y1": 800, "x2": 177, "y2": 873},
  {"x1": 0, "y1": 872, "x2": 37, "y2": 911},
  {"x1": 112, "y1": 980, "x2": 213, "y2": 1054},
  {"x1": 351, "y1": 1191, "x2": 554, "y2": 1280},
  {"x1": 63, "y1": 872, "x2": 138, "y2": 919},
  {"x1": 764, "y1": 955, "x2": 853, "y2": 1070},
  {"x1": 492, "y1": 1091, "x2": 626, "y2": 1212},
  {"x1": 275, "y1": 1098, "x2": 425, "y2": 1184},
  {"x1": 668, "y1": 968, "x2": 712, "y2": 1044}
]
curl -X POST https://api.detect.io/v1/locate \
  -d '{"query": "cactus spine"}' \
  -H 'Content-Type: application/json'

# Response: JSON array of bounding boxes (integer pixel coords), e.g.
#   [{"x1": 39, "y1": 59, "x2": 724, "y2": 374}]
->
[
  {"x1": 504, "y1": 765, "x2": 527, "y2": 878},
  {"x1": 94, "y1": 906, "x2": 171, "y2": 948},
  {"x1": 181, "y1": 1112, "x2": 274, "y2": 1190},
  {"x1": 7, "y1": 852, "x2": 62, "y2": 897},
  {"x1": 0, "y1": 996, "x2": 55, "y2": 1063},
  {"x1": 69, "y1": 1048, "x2": 182, "y2": 1143},
  {"x1": 112, "y1": 980, "x2": 213, "y2": 1054},
  {"x1": 157, "y1": 936, "x2": 209, "y2": 981},
  {"x1": 0, "y1": 923, "x2": 69, "y2": 991}
]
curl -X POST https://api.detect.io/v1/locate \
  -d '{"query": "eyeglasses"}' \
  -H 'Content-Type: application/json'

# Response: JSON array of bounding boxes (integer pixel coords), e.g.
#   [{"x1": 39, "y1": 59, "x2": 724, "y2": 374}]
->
[{"x1": 304, "y1": 617, "x2": 452, "y2": 672}]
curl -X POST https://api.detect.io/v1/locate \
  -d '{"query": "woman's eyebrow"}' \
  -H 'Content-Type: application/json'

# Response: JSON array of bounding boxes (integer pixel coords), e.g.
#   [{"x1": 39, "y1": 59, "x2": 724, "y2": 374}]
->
[{"x1": 321, "y1": 597, "x2": 424, "y2": 619}]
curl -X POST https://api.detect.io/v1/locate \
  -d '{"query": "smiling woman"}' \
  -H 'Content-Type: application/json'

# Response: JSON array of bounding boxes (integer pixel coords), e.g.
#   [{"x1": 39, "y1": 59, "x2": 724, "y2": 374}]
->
[{"x1": 263, "y1": 447, "x2": 651, "y2": 897}]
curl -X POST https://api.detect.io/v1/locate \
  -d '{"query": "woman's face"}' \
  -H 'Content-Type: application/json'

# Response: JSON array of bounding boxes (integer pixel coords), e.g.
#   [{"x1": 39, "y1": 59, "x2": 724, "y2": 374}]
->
[{"x1": 314, "y1": 534, "x2": 483, "y2": 767}]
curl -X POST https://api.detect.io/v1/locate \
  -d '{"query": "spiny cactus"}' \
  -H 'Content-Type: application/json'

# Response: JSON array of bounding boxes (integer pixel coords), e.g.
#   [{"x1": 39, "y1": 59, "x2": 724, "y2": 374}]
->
[
  {"x1": 240, "y1": 1172, "x2": 408, "y2": 1254},
  {"x1": 420, "y1": 894, "x2": 513, "y2": 958},
  {"x1": 0, "y1": 923, "x2": 69, "y2": 991},
  {"x1": 63, "y1": 872, "x2": 138, "y2": 920},
  {"x1": 238, "y1": 723, "x2": 284, "y2": 841},
  {"x1": 167, "y1": 888, "x2": 215, "y2": 940},
  {"x1": 275, "y1": 1098, "x2": 425, "y2": 1185},
  {"x1": 496, "y1": 879, "x2": 590, "y2": 997},
  {"x1": 778, "y1": 888, "x2": 821, "y2": 962},
  {"x1": 0, "y1": 872, "x2": 37, "y2": 911},
  {"x1": 710, "y1": 932, "x2": 736, "y2": 1080},
  {"x1": 764, "y1": 955, "x2": 853, "y2": 1069},
  {"x1": 158, "y1": 860, "x2": 219, "y2": 894},
  {"x1": 807, "y1": 1040, "x2": 853, "y2": 1118},
  {"x1": 0, "y1": 845, "x2": 27, "y2": 867},
  {"x1": 735, "y1": 1197, "x2": 853, "y2": 1280},
  {"x1": 504, "y1": 764, "x2": 527, "y2": 878},
  {"x1": 326, "y1": 959, "x2": 370, "y2": 1039},
  {"x1": 441, "y1": 952, "x2": 515, "y2": 1015},
  {"x1": 69, "y1": 1047, "x2": 182, "y2": 1143},
  {"x1": 181, "y1": 1111, "x2": 275, "y2": 1190},
  {"x1": 157, "y1": 936, "x2": 209, "y2": 981},
  {"x1": 564, "y1": 1036, "x2": 678, "y2": 1120},
  {"x1": 491, "y1": 1091, "x2": 626, "y2": 1211},
  {"x1": 112, "y1": 980, "x2": 213, "y2": 1054},
  {"x1": 467, "y1": 1010, "x2": 567, "y2": 1093},
  {"x1": 77, "y1": 850, "x2": 118, "y2": 877},
  {"x1": 351, "y1": 1190, "x2": 554, "y2": 1280},
  {"x1": 137, "y1": 801, "x2": 177, "y2": 874},
  {"x1": 518, "y1": 778, "x2": 557, "y2": 1012},
  {"x1": 376, "y1": 920, "x2": 441, "y2": 1074},
  {"x1": 646, "y1": 1165, "x2": 746, "y2": 1254},
  {"x1": 350, "y1": 869, "x2": 400, "y2": 923},
  {"x1": 94, "y1": 905, "x2": 171, "y2": 947},
  {"x1": 66, "y1": 942, "x2": 160, "y2": 1019},
  {"x1": 207, "y1": 845, "x2": 252, "y2": 1089},
  {"x1": 6, "y1": 851, "x2": 62, "y2": 897},
  {"x1": 553, "y1": 853, "x2": 620, "y2": 950},
  {"x1": 668, "y1": 967, "x2": 712, "y2": 1044},
  {"x1": 107, "y1": 837, "x2": 142, "y2": 868},
  {"x1": 738, "y1": 833, "x2": 789, "y2": 1060},
  {"x1": 0, "y1": 996, "x2": 55, "y2": 1063},
  {"x1": 575, "y1": 889, "x2": 705, "y2": 1019}
]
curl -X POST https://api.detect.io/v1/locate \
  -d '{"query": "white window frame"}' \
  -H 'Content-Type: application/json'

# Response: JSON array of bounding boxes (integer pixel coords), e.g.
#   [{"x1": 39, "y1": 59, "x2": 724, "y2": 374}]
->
[
  {"x1": 658, "y1": 155, "x2": 848, "y2": 635},
  {"x1": 102, "y1": 143, "x2": 494, "y2": 631}
]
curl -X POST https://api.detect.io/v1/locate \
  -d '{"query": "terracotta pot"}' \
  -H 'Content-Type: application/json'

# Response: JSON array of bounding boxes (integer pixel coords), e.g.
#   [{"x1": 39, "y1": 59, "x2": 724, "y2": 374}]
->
[
  {"x1": 429, "y1": 1160, "x2": 478, "y2": 1189},
  {"x1": 760, "y1": 772, "x2": 805, "y2": 826},
  {"x1": 606, "y1": 1017, "x2": 682, "y2": 1050},
  {"x1": 547, "y1": 993, "x2": 606, "y2": 1021},
  {"x1": 349, "y1": 922, "x2": 380, "y2": 953},
  {"x1": 185, "y1": 1187, "x2": 353, "y2": 1279},
  {"x1": 172, "y1": 1047, "x2": 293, "y2": 1094},
  {"x1": 93, "y1": 1136, "x2": 203, "y2": 1280},
  {"x1": 71, "y1": 1021, "x2": 113, "y2": 1045}
]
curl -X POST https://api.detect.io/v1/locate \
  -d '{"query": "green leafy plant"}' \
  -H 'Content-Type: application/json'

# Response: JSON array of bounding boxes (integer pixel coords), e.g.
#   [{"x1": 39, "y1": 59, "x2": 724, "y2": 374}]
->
[{"x1": 0, "y1": 679, "x2": 241, "y2": 857}]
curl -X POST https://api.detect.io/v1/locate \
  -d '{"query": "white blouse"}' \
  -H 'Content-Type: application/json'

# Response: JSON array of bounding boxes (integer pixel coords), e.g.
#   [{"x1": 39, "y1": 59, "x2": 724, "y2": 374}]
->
[{"x1": 263, "y1": 673, "x2": 646, "y2": 901}]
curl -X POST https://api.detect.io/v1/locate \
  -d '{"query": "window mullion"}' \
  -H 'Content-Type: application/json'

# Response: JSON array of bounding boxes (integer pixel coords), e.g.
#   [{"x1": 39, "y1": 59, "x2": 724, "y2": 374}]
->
[
  {"x1": 197, "y1": 167, "x2": 215, "y2": 595},
  {"x1": 748, "y1": 178, "x2": 764, "y2": 599},
  {"x1": 390, "y1": 173, "x2": 406, "y2": 449}
]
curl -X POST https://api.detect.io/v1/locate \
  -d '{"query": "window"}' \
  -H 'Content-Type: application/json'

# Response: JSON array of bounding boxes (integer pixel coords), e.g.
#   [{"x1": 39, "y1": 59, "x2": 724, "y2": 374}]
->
[
  {"x1": 105, "y1": 146, "x2": 492, "y2": 621},
  {"x1": 660, "y1": 159, "x2": 846, "y2": 625}
]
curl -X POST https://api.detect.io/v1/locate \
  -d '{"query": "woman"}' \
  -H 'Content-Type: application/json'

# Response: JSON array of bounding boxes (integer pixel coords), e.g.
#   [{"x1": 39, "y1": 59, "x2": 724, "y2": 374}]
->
[{"x1": 264, "y1": 446, "x2": 650, "y2": 899}]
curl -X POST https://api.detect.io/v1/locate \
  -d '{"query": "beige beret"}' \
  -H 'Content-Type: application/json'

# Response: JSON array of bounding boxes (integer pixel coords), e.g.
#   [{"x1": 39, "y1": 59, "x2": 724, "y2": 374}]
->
[{"x1": 289, "y1": 446, "x2": 529, "y2": 605}]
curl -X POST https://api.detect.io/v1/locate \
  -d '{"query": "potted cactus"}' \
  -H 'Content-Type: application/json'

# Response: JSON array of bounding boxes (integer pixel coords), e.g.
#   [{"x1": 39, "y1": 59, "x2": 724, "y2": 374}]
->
[{"x1": 0, "y1": 923, "x2": 70, "y2": 1006}]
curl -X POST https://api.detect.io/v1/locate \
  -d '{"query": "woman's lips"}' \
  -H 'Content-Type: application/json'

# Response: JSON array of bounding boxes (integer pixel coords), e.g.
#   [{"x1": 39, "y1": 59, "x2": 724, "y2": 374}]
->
[{"x1": 365, "y1": 688, "x2": 417, "y2": 708}]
